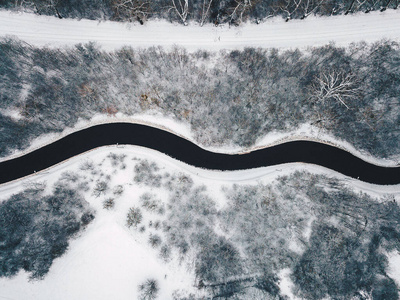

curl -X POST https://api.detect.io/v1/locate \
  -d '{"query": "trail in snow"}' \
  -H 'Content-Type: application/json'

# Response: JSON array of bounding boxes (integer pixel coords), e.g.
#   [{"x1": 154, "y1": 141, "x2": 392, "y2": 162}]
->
[{"x1": 0, "y1": 9, "x2": 400, "y2": 51}]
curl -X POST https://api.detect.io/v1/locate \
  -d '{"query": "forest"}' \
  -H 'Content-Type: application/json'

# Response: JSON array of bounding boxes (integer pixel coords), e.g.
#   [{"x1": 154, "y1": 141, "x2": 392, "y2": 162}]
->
[
  {"x1": 1, "y1": 0, "x2": 399, "y2": 25},
  {"x1": 0, "y1": 182, "x2": 94, "y2": 279},
  {"x1": 131, "y1": 159, "x2": 400, "y2": 299},
  {"x1": 1, "y1": 150, "x2": 400, "y2": 299},
  {"x1": 0, "y1": 38, "x2": 399, "y2": 161}
]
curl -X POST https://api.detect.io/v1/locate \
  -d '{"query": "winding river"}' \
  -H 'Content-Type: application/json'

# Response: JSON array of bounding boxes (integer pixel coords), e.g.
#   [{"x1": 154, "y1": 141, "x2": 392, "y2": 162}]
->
[{"x1": 0, "y1": 123, "x2": 399, "y2": 185}]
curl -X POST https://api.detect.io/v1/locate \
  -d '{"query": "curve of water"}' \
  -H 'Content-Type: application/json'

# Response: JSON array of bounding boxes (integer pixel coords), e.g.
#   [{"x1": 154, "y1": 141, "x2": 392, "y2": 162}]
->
[{"x1": 0, "y1": 123, "x2": 398, "y2": 185}]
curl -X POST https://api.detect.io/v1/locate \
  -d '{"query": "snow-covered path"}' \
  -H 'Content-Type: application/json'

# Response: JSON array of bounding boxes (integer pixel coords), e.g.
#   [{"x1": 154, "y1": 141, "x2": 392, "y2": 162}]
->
[{"x1": 0, "y1": 9, "x2": 400, "y2": 51}]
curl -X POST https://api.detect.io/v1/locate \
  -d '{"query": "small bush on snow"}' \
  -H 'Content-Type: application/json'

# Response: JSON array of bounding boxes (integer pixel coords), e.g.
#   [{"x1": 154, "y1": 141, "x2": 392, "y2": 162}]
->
[
  {"x1": 138, "y1": 278, "x2": 159, "y2": 300},
  {"x1": 103, "y1": 198, "x2": 115, "y2": 210},
  {"x1": 126, "y1": 207, "x2": 143, "y2": 228}
]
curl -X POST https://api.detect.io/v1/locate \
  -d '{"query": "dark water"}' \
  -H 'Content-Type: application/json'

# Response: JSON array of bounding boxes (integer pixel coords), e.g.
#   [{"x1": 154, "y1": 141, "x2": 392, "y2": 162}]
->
[{"x1": 0, "y1": 123, "x2": 399, "y2": 184}]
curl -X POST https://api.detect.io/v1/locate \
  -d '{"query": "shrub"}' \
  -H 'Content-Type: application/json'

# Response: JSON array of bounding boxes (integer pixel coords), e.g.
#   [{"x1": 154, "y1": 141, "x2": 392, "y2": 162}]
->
[
  {"x1": 159, "y1": 244, "x2": 171, "y2": 262},
  {"x1": 92, "y1": 180, "x2": 109, "y2": 197},
  {"x1": 195, "y1": 236, "x2": 242, "y2": 283},
  {"x1": 134, "y1": 160, "x2": 162, "y2": 187},
  {"x1": 138, "y1": 278, "x2": 159, "y2": 300},
  {"x1": 107, "y1": 152, "x2": 126, "y2": 167},
  {"x1": 140, "y1": 193, "x2": 161, "y2": 212},
  {"x1": 0, "y1": 185, "x2": 94, "y2": 279},
  {"x1": 148, "y1": 234, "x2": 162, "y2": 248},
  {"x1": 126, "y1": 207, "x2": 143, "y2": 228},
  {"x1": 103, "y1": 198, "x2": 115, "y2": 209},
  {"x1": 113, "y1": 185, "x2": 124, "y2": 196},
  {"x1": 79, "y1": 160, "x2": 94, "y2": 171}
]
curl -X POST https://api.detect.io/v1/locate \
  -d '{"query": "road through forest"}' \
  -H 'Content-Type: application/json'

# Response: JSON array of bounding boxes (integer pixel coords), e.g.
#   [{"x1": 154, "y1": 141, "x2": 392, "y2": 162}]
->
[{"x1": 0, "y1": 9, "x2": 400, "y2": 51}]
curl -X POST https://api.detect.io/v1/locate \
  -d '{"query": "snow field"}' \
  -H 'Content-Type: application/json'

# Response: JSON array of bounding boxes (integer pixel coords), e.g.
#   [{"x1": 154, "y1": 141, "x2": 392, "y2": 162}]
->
[
  {"x1": 1, "y1": 9, "x2": 400, "y2": 52},
  {"x1": 0, "y1": 145, "x2": 399, "y2": 299}
]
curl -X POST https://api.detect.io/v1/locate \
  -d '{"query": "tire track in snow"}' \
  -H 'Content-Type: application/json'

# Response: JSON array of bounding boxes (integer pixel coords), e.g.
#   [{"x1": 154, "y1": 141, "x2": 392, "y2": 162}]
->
[{"x1": 0, "y1": 9, "x2": 400, "y2": 51}]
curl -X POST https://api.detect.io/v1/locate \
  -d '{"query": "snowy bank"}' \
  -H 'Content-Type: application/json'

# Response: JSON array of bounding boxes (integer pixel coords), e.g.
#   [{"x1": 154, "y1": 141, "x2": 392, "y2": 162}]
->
[{"x1": 0, "y1": 9, "x2": 400, "y2": 52}]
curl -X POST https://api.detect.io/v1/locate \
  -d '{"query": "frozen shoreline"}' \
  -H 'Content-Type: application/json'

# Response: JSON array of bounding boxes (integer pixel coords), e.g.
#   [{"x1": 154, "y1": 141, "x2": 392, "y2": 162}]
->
[
  {"x1": 1, "y1": 9, "x2": 399, "y2": 167},
  {"x1": 1, "y1": 144, "x2": 398, "y2": 300},
  {"x1": 0, "y1": 114, "x2": 398, "y2": 168}
]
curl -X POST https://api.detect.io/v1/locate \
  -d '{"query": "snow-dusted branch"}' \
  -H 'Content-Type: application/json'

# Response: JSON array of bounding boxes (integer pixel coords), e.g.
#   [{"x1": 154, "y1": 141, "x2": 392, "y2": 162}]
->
[
  {"x1": 228, "y1": 0, "x2": 252, "y2": 24},
  {"x1": 279, "y1": 0, "x2": 301, "y2": 21},
  {"x1": 169, "y1": 0, "x2": 189, "y2": 25},
  {"x1": 14, "y1": 0, "x2": 62, "y2": 18},
  {"x1": 311, "y1": 71, "x2": 360, "y2": 109},
  {"x1": 301, "y1": 0, "x2": 324, "y2": 19},
  {"x1": 112, "y1": 0, "x2": 150, "y2": 23},
  {"x1": 200, "y1": 0, "x2": 213, "y2": 26}
]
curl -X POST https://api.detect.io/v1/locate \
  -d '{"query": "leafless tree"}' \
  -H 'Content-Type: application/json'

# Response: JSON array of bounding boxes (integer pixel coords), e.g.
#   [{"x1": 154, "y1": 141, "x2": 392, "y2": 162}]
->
[
  {"x1": 311, "y1": 71, "x2": 360, "y2": 110},
  {"x1": 138, "y1": 278, "x2": 159, "y2": 300},
  {"x1": 228, "y1": 0, "x2": 253, "y2": 24},
  {"x1": 345, "y1": 0, "x2": 357, "y2": 14},
  {"x1": 37, "y1": 0, "x2": 62, "y2": 18},
  {"x1": 14, "y1": 0, "x2": 35, "y2": 10},
  {"x1": 279, "y1": 0, "x2": 301, "y2": 21},
  {"x1": 112, "y1": 0, "x2": 150, "y2": 23},
  {"x1": 300, "y1": 0, "x2": 325, "y2": 19},
  {"x1": 169, "y1": 0, "x2": 189, "y2": 25},
  {"x1": 346, "y1": 0, "x2": 380, "y2": 14},
  {"x1": 200, "y1": 0, "x2": 213, "y2": 26},
  {"x1": 14, "y1": 0, "x2": 62, "y2": 18},
  {"x1": 380, "y1": 0, "x2": 397, "y2": 11}
]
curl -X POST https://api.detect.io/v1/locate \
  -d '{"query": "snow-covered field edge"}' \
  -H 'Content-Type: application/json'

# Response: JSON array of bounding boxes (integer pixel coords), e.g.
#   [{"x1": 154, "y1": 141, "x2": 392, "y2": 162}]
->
[
  {"x1": 1, "y1": 143, "x2": 399, "y2": 300},
  {"x1": 0, "y1": 113, "x2": 398, "y2": 168},
  {"x1": 0, "y1": 9, "x2": 400, "y2": 52}
]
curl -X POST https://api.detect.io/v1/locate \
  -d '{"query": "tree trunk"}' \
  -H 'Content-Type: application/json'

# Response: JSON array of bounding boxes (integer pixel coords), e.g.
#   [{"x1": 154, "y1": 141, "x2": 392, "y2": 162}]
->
[
  {"x1": 345, "y1": 0, "x2": 356, "y2": 14},
  {"x1": 381, "y1": 0, "x2": 393, "y2": 11}
]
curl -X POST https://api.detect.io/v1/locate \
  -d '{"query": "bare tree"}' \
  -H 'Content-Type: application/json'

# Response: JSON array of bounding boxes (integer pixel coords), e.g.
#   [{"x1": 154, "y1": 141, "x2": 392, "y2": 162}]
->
[
  {"x1": 346, "y1": 0, "x2": 380, "y2": 14},
  {"x1": 381, "y1": 0, "x2": 395, "y2": 11},
  {"x1": 14, "y1": 0, "x2": 62, "y2": 18},
  {"x1": 14, "y1": 0, "x2": 35, "y2": 10},
  {"x1": 126, "y1": 207, "x2": 143, "y2": 227},
  {"x1": 138, "y1": 279, "x2": 159, "y2": 300},
  {"x1": 354, "y1": 0, "x2": 378, "y2": 13},
  {"x1": 228, "y1": 0, "x2": 253, "y2": 24},
  {"x1": 36, "y1": 0, "x2": 62, "y2": 18},
  {"x1": 345, "y1": 0, "x2": 356, "y2": 14},
  {"x1": 200, "y1": 0, "x2": 213, "y2": 26},
  {"x1": 112, "y1": 0, "x2": 150, "y2": 23},
  {"x1": 169, "y1": 0, "x2": 189, "y2": 25},
  {"x1": 311, "y1": 71, "x2": 360, "y2": 110},
  {"x1": 279, "y1": 0, "x2": 302, "y2": 21},
  {"x1": 300, "y1": 0, "x2": 325, "y2": 19}
]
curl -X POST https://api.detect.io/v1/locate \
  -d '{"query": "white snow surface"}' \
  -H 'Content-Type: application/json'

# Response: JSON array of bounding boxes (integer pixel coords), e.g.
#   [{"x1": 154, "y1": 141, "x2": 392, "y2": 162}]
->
[
  {"x1": 1, "y1": 8, "x2": 400, "y2": 299},
  {"x1": 0, "y1": 146, "x2": 399, "y2": 299},
  {"x1": 1, "y1": 112, "x2": 399, "y2": 167},
  {"x1": 0, "y1": 9, "x2": 400, "y2": 52},
  {"x1": 1, "y1": 10, "x2": 400, "y2": 165}
]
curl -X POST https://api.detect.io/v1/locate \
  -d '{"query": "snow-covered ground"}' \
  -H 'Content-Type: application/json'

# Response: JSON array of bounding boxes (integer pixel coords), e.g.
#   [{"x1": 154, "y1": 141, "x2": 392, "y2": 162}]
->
[
  {"x1": 3, "y1": 145, "x2": 400, "y2": 196},
  {"x1": 1, "y1": 111, "x2": 399, "y2": 168},
  {"x1": 0, "y1": 146, "x2": 399, "y2": 299},
  {"x1": 1, "y1": 8, "x2": 400, "y2": 299},
  {"x1": 1, "y1": 9, "x2": 400, "y2": 166},
  {"x1": 0, "y1": 9, "x2": 400, "y2": 52}
]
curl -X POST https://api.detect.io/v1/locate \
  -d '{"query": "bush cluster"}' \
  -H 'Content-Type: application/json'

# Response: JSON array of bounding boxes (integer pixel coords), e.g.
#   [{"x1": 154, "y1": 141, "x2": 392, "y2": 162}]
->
[
  {"x1": 0, "y1": 185, "x2": 94, "y2": 279},
  {"x1": 0, "y1": 39, "x2": 399, "y2": 160}
]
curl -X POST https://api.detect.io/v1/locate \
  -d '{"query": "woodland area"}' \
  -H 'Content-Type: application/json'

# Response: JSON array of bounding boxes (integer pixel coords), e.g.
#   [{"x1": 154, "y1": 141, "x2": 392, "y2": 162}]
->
[
  {"x1": 130, "y1": 161, "x2": 400, "y2": 299},
  {"x1": 0, "y1": 38, "x2": 399, "y2": 160},
  {"x1": 0, "y1": 182, "x2": 94, "y2": 279},
  {"x1": 1, "y1": 0, "x2": 399, "y2": 25},
  {"x1": 1, "y1": 150, "x2": 400, "y2": 298}
]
